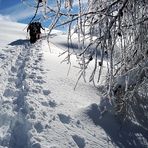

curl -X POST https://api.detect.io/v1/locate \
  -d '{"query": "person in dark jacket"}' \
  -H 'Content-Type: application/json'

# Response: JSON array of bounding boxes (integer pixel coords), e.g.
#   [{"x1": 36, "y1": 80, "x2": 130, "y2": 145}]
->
[
  {"x1": 35, "y1": 22, "x2": 45, "y2": 39},
  {"x1": 27, "y1": 22, "x2": 38, "y2": 43}
]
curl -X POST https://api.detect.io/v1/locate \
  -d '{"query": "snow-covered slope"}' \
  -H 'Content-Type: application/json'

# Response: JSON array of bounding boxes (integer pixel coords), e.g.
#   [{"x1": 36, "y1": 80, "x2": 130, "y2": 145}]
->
[
  {"x1": 0, "y1": 20, "x2": 27, "y2": 47},
  {"x1": 0, "y1": 21, "x2": 147, "y2": 148}
]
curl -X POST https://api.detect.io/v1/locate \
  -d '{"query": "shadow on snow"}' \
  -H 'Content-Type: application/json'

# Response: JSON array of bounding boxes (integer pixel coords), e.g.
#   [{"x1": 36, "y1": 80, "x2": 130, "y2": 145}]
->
[
  {"x1": 9, "y1": 39, "x2": 29, "y2": 46},
  {"x1": 85, "y1": 103, "x2": 148, "y2": 148}
]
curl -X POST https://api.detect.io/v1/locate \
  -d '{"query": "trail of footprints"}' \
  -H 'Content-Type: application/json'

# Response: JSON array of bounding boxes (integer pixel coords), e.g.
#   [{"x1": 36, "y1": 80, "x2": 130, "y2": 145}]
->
[
  {"x1": 0, "y1": 41, "x2": 87, "y2": 148},
  {"x1": 23, "y1": 43, "x2": 86, "y2": 148},
  {"x1": 0, "y1": 44, "x2": 31, "y2": 148}
]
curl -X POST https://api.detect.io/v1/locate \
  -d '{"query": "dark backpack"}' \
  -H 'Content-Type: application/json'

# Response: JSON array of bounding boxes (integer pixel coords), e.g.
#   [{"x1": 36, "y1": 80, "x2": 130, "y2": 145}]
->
[{"x1": 30, "y1": 23, "x2": 37, "y2": 34}]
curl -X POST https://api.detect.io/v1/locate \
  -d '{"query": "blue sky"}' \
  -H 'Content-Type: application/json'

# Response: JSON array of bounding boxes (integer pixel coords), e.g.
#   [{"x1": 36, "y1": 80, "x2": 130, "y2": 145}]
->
[
  {"x1": 0, "y1": 0, "x2": 20, "y2": 9},
  {"x1": 0, "y1": 0, "x2": 87, "y2": 29},
  {"x1": 0, "y1": 0, "x2": 40, "y2": 23}
]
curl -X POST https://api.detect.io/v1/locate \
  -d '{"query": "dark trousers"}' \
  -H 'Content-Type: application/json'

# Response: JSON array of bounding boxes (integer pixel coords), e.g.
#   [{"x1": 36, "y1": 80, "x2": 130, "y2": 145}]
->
[{"x1": 30, "y1": 33, "x2": 37, "y2": 43}]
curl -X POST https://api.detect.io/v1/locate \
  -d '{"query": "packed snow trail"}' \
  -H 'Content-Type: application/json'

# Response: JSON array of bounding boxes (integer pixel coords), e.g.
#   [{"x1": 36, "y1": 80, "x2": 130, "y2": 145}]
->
[
  {"x1": 0, "y1": 21, "x2": 147, "y2": 148},
  {"x1": 0, "y1": 39, "x2": 108, "y2": 148},
  {"x1": 0, "y1": 43, "x2": 32, "y2": 147}
]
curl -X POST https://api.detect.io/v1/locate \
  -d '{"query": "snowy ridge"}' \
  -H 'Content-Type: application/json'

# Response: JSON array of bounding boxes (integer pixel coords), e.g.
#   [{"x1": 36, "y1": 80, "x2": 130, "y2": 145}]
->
[{"x1": 0, "y1": 21, "x2": 148, "y2": 148}]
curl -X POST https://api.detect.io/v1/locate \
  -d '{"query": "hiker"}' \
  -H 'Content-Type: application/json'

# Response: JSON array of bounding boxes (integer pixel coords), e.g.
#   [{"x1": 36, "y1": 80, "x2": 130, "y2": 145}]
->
[
  {"x1": 35, "y1": 22, "x2": 45, "y2": 39},
  {"x1": 27, "y1": 22, "x2": 38, "y2": 43}
]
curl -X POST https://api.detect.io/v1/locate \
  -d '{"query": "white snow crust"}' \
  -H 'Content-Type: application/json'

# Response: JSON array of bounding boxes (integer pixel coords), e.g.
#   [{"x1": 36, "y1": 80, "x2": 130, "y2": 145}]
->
[{"x1": 0, "y1": 20, "x2": 147, "y2": 148}]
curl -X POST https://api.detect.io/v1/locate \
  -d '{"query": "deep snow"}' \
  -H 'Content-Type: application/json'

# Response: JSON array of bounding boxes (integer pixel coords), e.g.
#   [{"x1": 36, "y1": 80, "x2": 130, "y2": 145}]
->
[{"x1": 0, "y1": 20, "x2": 147, "y2": 148}]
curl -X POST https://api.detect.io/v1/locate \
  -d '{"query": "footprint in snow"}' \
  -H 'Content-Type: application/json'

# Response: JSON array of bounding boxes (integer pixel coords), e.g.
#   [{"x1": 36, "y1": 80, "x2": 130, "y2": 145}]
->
[
  {"x1": 72, "y1": 135, "x2": 86, "y2": 148},
  {"x1": 36, "y1": 48, "x2": 40, "y2": 51},
  {"x1": 38, "y1": 57, "x2": 42, "y2": 61},
  {"x1": 3, "y1": 88, "x2": 15, "y2": 97},
  {"x1": 11, "y1": 66, "x2": 17, "y2": 73},
  {"x1": 48, "y1": 100, "x2": 57, "y2": 107},
  {"x1": 0, "y1": 54, "x2": 7, "y2": 59},
  {"x1": 34, "y1": 59, "x2": 39, "y2": 63},
  {"x1": 58, "y1": 113, "x2": 71, "y2": 124},
  {"x1": 29, "y1": 73, "x2": 36, "y2": 79},
  {"x1": 34, "y1": 121, "x2": 44, "y2": 133},
  {"x1": 41, "y1": 100, "x2": 57, "y2": 108},
  {"x1": 37, "y1": 76, "x2": 42, "y2": 79},
  {"x1": 43, "y1": 89, "x2": 51, "y2": 96},
  {"x1": 34, "y1": 79, "x2": 45, "y2": 84},
  {"x1": 8, "y1": 77, "x2": 16, "y2": 82}
]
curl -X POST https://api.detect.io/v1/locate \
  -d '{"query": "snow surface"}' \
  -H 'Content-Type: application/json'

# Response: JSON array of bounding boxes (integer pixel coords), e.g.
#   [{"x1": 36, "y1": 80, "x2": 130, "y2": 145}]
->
[{"x1": 0, "y1": 20, "x2": 147, "y2": 148}]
